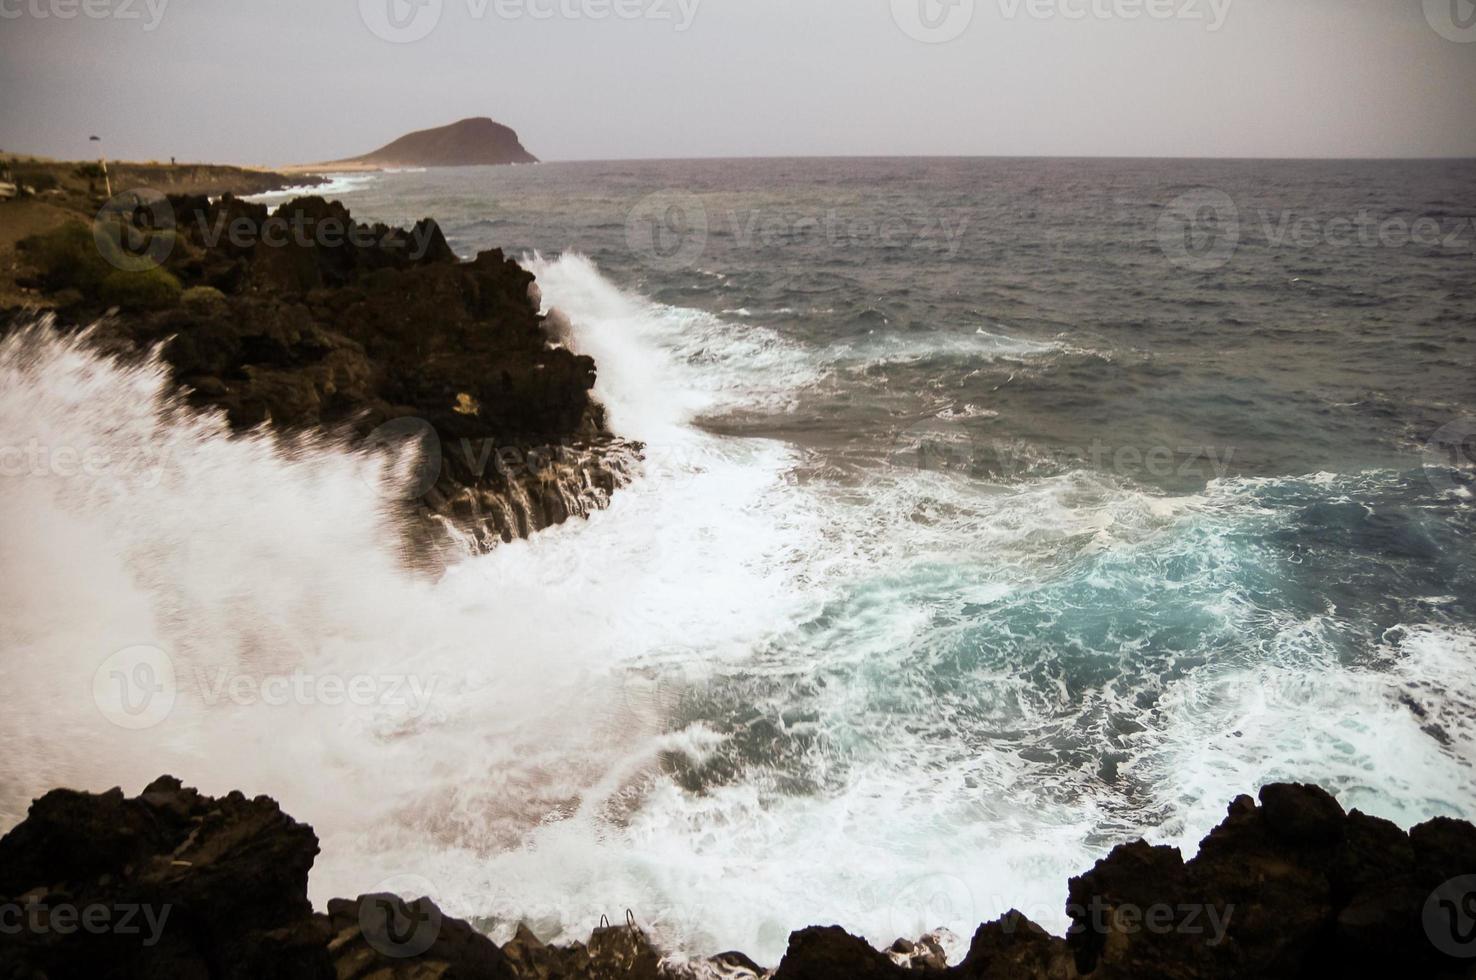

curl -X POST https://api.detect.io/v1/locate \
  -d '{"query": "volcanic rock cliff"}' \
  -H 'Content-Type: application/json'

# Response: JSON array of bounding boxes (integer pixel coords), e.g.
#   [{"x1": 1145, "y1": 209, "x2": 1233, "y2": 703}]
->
[
  {"x1": 333, "y1": 117, "x2": 539, "y2": 168},
  {"x1": 9, "y1": 193, "x2": 635, "y2": 555},
  {"x1": 2, "y1": 778, "x2": 1473, "y2": 979}
]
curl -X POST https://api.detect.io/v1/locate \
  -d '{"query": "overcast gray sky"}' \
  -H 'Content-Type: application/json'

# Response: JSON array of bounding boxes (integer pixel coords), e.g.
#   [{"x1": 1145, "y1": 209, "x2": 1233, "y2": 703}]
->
[{"x1": 2, "y1": 0, "x2": 1473, "y2": 164}]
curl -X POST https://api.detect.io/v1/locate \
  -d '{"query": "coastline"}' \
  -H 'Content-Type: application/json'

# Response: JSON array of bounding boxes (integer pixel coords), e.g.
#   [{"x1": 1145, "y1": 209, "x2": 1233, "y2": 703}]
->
[
  {"x1": 0, "y1": 155, "x2": 326, "y2": 308},
  {"x1": 1, "y1": 173, "x2": 634, "y2": 552},
  {"x1": 2, "y1": 161, "x2": 1473, "y2": 979}
]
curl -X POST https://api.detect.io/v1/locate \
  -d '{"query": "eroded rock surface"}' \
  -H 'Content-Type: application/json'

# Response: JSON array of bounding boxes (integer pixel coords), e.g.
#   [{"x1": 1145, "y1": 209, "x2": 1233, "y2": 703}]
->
[{"x1": 8, "y1": 193, "x2": 637, "y2": 557}]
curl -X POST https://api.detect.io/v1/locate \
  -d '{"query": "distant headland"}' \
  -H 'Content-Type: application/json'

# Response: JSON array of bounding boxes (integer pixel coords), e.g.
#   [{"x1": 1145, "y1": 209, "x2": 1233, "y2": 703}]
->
[{"x1": 322, "y1": 116, "x2": 539, "y2": 170}]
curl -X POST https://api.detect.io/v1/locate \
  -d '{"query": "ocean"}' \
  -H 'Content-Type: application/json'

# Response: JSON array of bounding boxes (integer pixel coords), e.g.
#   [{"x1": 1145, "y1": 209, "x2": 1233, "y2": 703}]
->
[{"x1": 3, "y1": 157, "x2": 1474, "y2": 965}]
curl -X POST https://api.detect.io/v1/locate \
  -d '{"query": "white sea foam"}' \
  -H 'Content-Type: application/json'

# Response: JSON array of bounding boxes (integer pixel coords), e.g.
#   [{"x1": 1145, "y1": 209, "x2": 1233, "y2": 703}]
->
[
  {"x1": 1, "y1": 257, "x2": 1471, "y2": 968},
  {"x1": 1143, "y1": 621, "x2": 1476, "y2": 850},
  {"x1": 245, "y1": 171, "x2": 380, "y2": 208},
  {"x1": 524, "y1": 251, "x2": 823, "y2": 430},
  {"x1": 0, "y1": 297, "x2": 828, "y2": 958}
]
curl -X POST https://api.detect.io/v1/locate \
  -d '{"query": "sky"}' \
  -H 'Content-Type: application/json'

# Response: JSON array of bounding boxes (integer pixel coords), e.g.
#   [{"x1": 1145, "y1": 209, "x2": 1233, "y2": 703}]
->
[{"x1": 1, "y1": 0, "x2": 1474, "y2": 164}]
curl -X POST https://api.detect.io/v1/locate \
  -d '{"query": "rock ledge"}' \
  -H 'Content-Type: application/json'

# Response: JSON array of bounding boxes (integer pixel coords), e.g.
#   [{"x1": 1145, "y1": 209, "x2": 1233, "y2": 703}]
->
[{"x1": 2, "y1": 778, "x2": 1473, "y2": 979}]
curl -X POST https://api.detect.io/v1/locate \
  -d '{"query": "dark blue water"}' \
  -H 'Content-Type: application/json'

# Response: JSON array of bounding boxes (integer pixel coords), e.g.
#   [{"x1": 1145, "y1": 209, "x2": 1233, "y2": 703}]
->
[{"x1": 332, "y1": 158, "x2": 1475, "y2": 477}]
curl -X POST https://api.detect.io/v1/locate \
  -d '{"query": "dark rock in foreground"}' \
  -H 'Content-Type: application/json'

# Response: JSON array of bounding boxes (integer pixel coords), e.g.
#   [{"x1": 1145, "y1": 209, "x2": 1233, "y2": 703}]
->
[
  {"x1": 10, "y1": 193, "x2": 636, "y2": 555},
  {"x1": 0, "y1": 775, "x2": 332, "y2": 979},
  {"x1": 3, "y1": 779, "x2": 1474, "y2": 979}
]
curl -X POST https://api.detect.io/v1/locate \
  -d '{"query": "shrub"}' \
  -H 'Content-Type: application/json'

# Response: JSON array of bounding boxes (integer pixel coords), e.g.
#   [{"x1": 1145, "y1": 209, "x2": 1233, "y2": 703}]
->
[
  {"x1": 73, "y1": 162, "x2": 106, "y2": 180},
  {"x1": 19, "y1": 222, "x2": 111, "y2": 295},
  {"x1": 22, "y1": 221, "x2": 181, "y2": 305},
  {"x1": 99, "y1": 267, "x2": 182, "y2": 311},
  {"x1": 16, "y1": 171, "x2": 59, "y2": 192},
  {"x1": 181, "y1": 285, "x2": 227, "y2": 314}
]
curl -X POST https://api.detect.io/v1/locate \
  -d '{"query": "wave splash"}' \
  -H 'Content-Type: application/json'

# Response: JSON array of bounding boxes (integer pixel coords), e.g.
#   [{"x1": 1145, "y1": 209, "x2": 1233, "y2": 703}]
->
[
  {"x1": 2, "y1": 255, "x2": 1473, "y2": 966},
  {"x1": 0, "y1": 269, "x2": 818, "y2": 956}
]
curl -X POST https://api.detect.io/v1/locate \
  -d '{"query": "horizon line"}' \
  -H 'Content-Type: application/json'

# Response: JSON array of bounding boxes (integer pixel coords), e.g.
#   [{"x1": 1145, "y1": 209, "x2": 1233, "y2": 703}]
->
[
  {"x1": 287, "y1": 151, "x2": 1476, "y2": 170},
  {"x1": 11, "y1": 149, "x2": 1475, "y2": 170},
  {"x1": 537, "y1": 152, "x2": 1476, "y2": 164}
]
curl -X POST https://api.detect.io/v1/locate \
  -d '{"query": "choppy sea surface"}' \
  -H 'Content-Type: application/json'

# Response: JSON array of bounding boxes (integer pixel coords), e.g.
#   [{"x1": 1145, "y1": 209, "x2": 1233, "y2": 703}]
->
[{"x1": 4, "y1": 158, "x2": 1474, "y2": 965}]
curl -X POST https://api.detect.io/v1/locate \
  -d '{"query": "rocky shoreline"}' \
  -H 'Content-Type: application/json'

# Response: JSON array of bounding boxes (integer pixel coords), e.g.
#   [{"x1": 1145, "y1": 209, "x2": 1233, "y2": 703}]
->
[
  {"x1": 4, "y1": 190, "x2": 637, "y2": 557},
  {"x1": 3, "y1": 177, "x2": 1474, "y2": 980},
  {"x1": 1, "y1": 777, "x2": 1473, "y2": 978},
  {"x1": 0, "y1": 156, "x2": 325, "y2": 204}
]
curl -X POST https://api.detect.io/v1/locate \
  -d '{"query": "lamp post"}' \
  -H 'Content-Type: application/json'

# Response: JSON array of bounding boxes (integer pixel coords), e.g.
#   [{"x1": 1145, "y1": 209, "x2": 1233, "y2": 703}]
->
[{"x1": 89, "y1": 135, "x2": 111, "y2": 197}]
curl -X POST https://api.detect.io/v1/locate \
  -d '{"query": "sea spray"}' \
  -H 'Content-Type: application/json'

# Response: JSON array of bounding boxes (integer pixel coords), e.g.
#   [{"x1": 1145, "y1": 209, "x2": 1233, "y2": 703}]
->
[{"x1": 2, "y1": 250, "x2": 1473, "y2": 966}]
